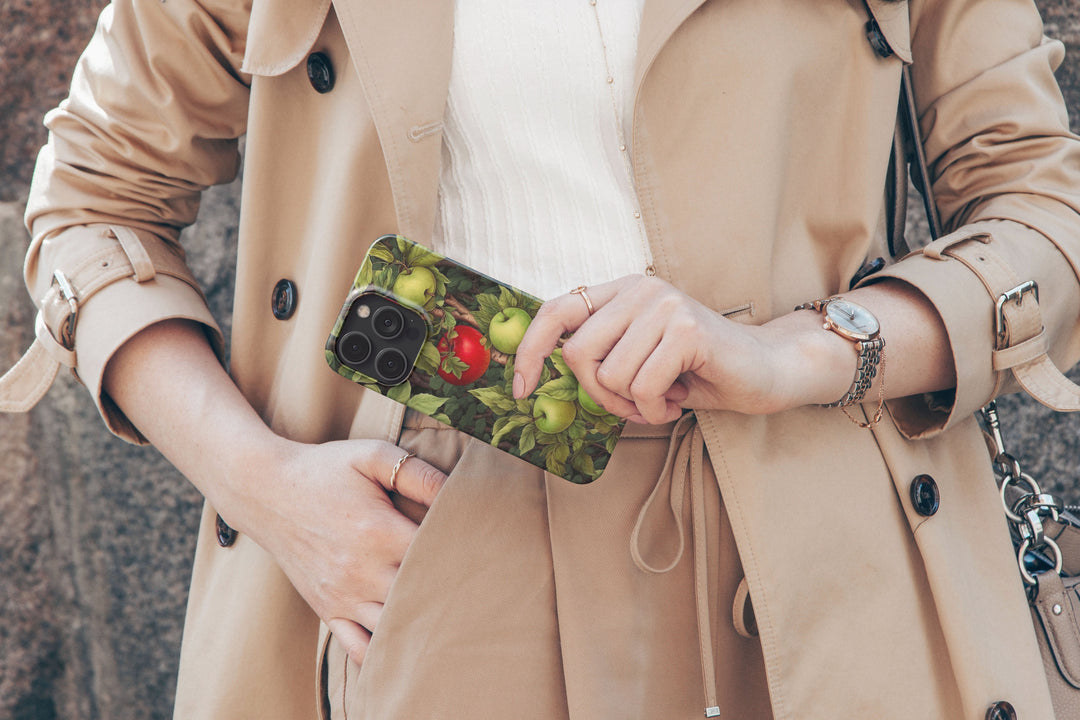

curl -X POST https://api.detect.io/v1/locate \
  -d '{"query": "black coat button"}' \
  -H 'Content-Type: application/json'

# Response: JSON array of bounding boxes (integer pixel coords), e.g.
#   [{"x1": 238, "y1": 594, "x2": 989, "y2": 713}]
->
[
  {"x1": 864, "y1": 19, "x2": 894, "y2": 58},
  {"x1": 985, "y1": 701, "x2": 1017, "y2": 720},
  {"x1": 307, "y1": 52, "x2": 335, "y2": 93},
  {"x1": 910, "y1": 474, "x2": 940, "y2": 517},
  {"x1": 271, "y1": 279, "x2": 298, "y2": 320},
  {"x1": 216, "y1": 514, "x2": 237, "y2": 548}
]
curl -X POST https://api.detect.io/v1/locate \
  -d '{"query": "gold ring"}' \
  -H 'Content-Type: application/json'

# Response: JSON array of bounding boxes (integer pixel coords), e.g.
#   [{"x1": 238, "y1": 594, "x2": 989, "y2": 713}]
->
[
  {"x1": 389, "y1": 451, "x2": 415, "y2": 493},
  {"x1": 570, "y1": 286, "x2": 595, "y2": 315}
]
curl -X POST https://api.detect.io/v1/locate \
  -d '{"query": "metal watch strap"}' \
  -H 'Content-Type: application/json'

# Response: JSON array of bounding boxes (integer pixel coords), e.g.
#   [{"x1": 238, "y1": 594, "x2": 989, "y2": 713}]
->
[
  {"x1": 795, "y1": 298, "x2": 884, "y2": 409},
  {"x1": 824, "y1": 337, "x2": 885, "y2": 407}
]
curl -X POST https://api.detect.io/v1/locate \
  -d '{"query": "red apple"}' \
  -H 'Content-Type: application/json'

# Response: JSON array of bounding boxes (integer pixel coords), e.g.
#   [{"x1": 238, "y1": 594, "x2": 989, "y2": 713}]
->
[{"x1": 437, "y1": 325, "x2": 491, "y2": 385}]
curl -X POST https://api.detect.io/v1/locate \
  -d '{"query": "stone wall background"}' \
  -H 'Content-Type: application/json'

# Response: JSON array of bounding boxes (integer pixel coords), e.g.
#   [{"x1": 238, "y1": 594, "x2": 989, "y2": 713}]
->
[{"x1": 2, "y1": 2, "x2": 1080, "y2": 719}]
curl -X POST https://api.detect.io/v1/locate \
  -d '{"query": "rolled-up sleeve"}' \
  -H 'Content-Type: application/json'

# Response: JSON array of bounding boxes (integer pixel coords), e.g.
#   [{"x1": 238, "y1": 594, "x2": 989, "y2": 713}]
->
[
  {"x1": 23, "y1": 0, "x2": 251, "y2": 442},
  {"x1": 866, "y1": 0, "x2": 1080, "y2": 438}
]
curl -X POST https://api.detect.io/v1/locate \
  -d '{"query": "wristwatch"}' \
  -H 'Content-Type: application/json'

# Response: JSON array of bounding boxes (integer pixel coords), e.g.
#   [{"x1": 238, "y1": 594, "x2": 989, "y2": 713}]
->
[{"x1": 795, "y1": 297, "x2": 885, "y2": 410}]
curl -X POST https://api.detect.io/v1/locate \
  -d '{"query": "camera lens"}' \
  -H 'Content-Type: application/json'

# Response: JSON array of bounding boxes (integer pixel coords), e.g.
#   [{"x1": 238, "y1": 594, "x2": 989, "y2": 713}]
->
[
  {"x1": 338, "y1": 331, "x2": 372, "y2": 366},
  {"x1": 375, "y1": 347, "x2": 410, "y2": 384},
  {"x1": 371, "y1": 305, "x2": 405, "y2": 339}
]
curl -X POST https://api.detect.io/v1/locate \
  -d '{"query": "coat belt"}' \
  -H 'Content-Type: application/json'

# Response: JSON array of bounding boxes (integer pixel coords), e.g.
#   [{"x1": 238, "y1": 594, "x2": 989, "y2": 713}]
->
[{"x1": 631, "y1": 411, "x2": 722, "y2": 717}]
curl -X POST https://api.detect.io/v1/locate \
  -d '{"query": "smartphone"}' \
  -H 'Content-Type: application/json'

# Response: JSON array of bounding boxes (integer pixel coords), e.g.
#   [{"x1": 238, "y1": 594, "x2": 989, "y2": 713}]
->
[{"x1": 325, "y1": 234, "x2": 624, "y2": 484}]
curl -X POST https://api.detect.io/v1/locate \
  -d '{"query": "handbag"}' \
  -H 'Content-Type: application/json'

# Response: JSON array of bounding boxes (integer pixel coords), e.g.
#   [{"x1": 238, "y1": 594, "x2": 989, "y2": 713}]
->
[{"x1": 895, "y1": 58, "x2": 1080, "y2": 715}]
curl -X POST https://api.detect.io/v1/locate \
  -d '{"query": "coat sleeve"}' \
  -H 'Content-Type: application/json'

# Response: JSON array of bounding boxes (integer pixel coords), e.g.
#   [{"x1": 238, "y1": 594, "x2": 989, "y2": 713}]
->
[
  {"x1": 22, "y1": 0, "x2": 252, "y2": 442},
  {"x1": 866, "y1": 0, "x2": 1080, "y2": 438}
]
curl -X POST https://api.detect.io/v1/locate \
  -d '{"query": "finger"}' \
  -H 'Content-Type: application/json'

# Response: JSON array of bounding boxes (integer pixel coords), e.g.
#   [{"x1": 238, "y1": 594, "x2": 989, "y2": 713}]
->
[
  {"x1": 370, "y1": 444, "x2": 448, "y2": 507},
  {"x1": 513, "y1": 280, "x2": 625, "y2": 398},
  {"x1": 327, "y1": 617, "x2": 372, "y2": 666},
  {"x1": 354, "y1": 601, "x2": 384, "y2": 634},
  {"x1": 624, "y1": 336, "x2": 690, "y2": 424}
]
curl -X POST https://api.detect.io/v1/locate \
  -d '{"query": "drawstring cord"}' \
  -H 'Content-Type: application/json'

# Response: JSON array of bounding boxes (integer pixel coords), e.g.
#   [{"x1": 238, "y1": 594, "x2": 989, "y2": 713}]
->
[{"x1": 630, "y1": 412, "x2": 721, "y2": 717}]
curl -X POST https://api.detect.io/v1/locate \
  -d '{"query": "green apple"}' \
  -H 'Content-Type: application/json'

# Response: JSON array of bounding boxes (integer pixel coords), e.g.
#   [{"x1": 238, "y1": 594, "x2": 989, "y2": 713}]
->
[
  {"x1": 577, "y1": 383, "x2": 607, "y2": 416},
  {"x1": 533, "y1": 396, "x2": 576, "y2": 434},
  {"x1": 392, "y1": 266, "x2": 436, "y2": 307},
  {"x1": 488, "y1": 307, "x2": 532, "y2": 354}
]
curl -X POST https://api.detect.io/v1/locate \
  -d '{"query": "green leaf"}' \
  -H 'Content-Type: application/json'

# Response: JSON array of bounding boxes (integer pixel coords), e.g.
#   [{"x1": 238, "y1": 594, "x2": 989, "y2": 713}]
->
[
  {"x1": 518, "y1": 424, "x2": 537, "y2": 455},
  {"x1": 440, "y1": 352, "x2": 470, "y2": 379},
  {"x1": 605, "y1": 433, "x2": 619, "y2": 454},
  {"x1": 503, "y1": 356, "x2": 516, "y2": 384},
  {"x1": 407, "y1": 393, "x2": 450, "y2": 415},
  {"x1": 566, "y1": 417, "x2": 588, "y2": 442},
  {"x1": 416, "y1": 340, "x2": 441, "y2": 375},
  {"x1": 492, "y1": 414, "x2": 531, "y2": 445},
  {"x1": 516, "y1": 398, "x2": 534, "y2": 415},
  {"x1": 476, "y1": 292, "x2": 503, "y2": 316},
  {"x1": 366, "y1": 242, "x2": 395, "y2": 265},
  {"x1": 373, "y1": 266, "x2": 394, "y2": 290},
  {"x1": 354, "y1": 263, "x2": 375, "y2": 289},
  {"x1": 468, "y1": 386, "x2": 517, "y2": 414},
  {"x1": 404, "y1": 242, "x2": 444, "y2": 267},
  {"x1": 571, "y1": 451, "x2": 596, "y2": 478},
  {"x1": 431, "y1": 412, "x2": 452, "y2": 425},
  {"x1": 473, "y1": 293, "x2": 503, "y2": 332},
  {"x1": 536, "y1": 375, "x2": 578, "y2": 402},
  {"x1": 386, "y1": 381, "x2": 412, "y2": 403},
  {"x1": 545, "y1": 442, "x2": 570, "y2": 476},
  {"x1": 550, "y1": 348, "x2": 572, "y2": 378}
]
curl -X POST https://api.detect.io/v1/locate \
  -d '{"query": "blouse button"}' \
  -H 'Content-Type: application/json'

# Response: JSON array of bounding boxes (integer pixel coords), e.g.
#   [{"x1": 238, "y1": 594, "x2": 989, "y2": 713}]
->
[{"x1": 307, "y1": 52, "x2": 335, "y2": 93}]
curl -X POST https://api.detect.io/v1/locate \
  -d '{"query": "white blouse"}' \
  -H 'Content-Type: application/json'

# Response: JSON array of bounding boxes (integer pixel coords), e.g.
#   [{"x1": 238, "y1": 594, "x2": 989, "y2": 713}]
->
[{"x1": 432, "y1": 0, "x2": 652, "y2": 301}]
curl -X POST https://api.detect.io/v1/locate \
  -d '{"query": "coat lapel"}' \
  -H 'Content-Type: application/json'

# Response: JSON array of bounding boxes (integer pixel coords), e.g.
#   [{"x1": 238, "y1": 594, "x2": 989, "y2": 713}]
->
[
  {"x1": 634, "y1": 0, "x2": 708, "y2": 126},
  {"x1": 331, "y1": 0, "x2": 455, "y2": 242}
]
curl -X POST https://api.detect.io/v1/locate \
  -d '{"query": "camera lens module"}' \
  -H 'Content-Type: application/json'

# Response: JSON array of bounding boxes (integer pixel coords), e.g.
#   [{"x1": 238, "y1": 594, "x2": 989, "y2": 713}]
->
[
  {"x1": 336, "y1": 291, "x2": 427, "y2": 387},
  {"x1": 371, "y1": 305, "x2": 405, "y2": 339},
  {"x1": 375, "y1": 347, "x2": 410, "y2": 384},
  {"x1": 338, "y1": 331, "x2": 372, "y2": 366}
]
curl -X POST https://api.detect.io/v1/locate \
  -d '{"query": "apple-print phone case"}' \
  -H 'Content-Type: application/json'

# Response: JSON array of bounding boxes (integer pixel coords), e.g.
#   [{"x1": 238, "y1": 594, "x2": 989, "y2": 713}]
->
[{"x1": 326, "y1": 234, "x2": 625, "y2": 484}]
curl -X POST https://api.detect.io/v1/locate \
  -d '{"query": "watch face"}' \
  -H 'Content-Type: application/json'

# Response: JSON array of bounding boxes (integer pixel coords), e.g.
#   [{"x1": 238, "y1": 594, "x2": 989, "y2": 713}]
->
[{"x1": 824, "y1": 299, "x2": 879, "y2": 341}]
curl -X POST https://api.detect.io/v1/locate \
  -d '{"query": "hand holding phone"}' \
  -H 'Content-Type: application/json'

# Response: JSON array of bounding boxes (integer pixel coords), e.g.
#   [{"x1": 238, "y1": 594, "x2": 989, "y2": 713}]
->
[{"x1": 326, "y1": 235, "x2": 625, "y2": 484}]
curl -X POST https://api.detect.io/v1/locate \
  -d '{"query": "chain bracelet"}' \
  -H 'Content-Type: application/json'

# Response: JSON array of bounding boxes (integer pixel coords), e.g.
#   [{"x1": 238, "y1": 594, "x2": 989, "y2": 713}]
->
[{"x1": 981, "y1": 401, "x2": 1065, "y2": 586}]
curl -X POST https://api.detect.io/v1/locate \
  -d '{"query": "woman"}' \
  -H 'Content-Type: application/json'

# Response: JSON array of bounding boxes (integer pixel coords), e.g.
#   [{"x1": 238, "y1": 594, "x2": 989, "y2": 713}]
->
[{"x1": 4, "y1": 0, "x2": 1079, "y2": 717}]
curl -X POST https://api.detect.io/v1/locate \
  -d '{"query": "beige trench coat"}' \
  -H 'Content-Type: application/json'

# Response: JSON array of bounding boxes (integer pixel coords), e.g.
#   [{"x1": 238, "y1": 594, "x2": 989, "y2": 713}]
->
[{"x1": 12, "y1": 0, "x2": 1080, "y2": 717}]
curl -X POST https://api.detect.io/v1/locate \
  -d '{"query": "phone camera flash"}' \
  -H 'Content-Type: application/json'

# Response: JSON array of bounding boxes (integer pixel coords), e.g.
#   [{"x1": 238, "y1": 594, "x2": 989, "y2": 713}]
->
[{"x1": 356, "y1": 304, "x2": 371, "y2": 319}]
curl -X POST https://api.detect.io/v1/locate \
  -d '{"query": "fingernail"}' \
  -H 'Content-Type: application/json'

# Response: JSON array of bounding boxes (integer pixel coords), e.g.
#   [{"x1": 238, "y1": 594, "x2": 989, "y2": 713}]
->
[{"x1": 513, "y1": 372, "x2": 525, "y2": 399}]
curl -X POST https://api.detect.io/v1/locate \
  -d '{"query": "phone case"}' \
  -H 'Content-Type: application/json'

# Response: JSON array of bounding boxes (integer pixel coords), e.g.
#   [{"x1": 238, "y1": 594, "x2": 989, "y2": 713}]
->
[{"x1": 326, "y1": 234, "x2": 625, "y2": 484}]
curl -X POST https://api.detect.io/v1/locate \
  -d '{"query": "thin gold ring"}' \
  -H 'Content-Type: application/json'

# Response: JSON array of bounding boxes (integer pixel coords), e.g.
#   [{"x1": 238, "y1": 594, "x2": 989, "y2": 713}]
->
[
  {"x1": 389, "y1": 451, "x2": 415, "y2": 493},
  {"x1": 570, "y1": 286, "x2": 595, "y2": 315}
]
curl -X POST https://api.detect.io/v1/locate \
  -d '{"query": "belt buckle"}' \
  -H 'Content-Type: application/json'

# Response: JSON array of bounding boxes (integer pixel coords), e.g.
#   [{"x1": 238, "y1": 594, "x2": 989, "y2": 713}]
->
[
  {"x1": 994, "y1": 280, "x2": 1039, "y2": 346},
  {"x1": 51, "y1": 270, "x2": 79, "y2": 351}
]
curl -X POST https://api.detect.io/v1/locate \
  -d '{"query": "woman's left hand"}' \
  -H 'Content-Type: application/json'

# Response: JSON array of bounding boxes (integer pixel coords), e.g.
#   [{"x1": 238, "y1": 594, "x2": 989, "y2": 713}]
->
[{"x1": 512, "y1": 274, "x2": 814, "y2": 424}]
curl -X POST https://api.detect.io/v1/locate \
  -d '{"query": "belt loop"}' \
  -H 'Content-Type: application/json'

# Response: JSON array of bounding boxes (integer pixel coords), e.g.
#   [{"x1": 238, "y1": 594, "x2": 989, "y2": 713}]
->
[{"x1": 109, "y1": 225, "x2": 157, "y2": 282}]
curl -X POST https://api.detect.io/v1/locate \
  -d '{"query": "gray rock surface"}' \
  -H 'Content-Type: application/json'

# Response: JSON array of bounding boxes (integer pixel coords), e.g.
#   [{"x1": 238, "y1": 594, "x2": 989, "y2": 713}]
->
[{"x1": 2, "y1": 2, "x2": 1080, "y2": 719}]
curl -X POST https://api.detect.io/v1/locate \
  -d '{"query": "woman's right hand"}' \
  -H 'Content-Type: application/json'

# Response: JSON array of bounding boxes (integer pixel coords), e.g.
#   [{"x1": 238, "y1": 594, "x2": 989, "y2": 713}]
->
[
  {"x1": 102, "y1": 319, "x2": 447, "y2": 666},
  {"x1": 230, "y1": 436, "x2": 448, "y2": 666}
]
